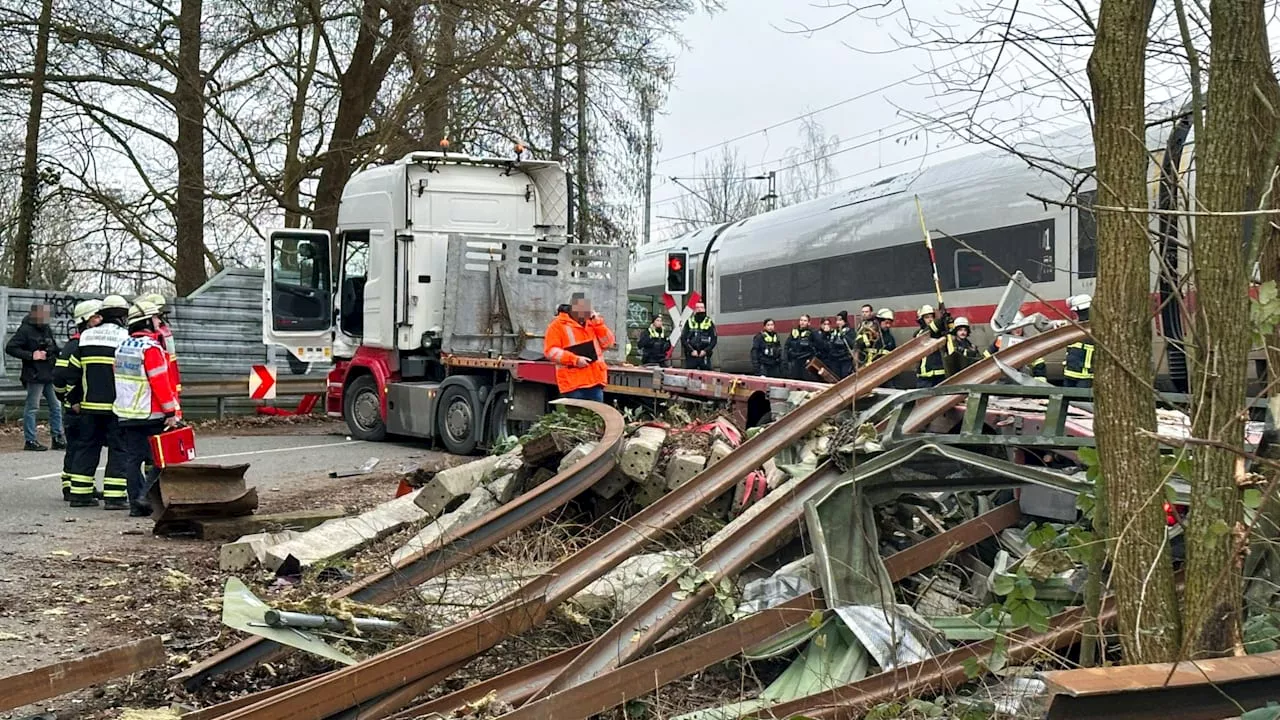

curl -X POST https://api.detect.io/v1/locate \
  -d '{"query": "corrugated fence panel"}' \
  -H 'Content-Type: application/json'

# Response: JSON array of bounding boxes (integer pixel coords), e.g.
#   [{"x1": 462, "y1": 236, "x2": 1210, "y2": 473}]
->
[{"x1": 0, "y1": 269, "x2": 331, "y2": 416}]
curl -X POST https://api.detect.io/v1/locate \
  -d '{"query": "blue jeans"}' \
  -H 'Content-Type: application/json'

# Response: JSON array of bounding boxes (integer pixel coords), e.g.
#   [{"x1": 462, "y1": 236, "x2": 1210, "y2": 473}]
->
[
  {"x1": 564, "y1": 386, "x2": 604, "y2": 402},
  {"x1": 24, "y1": 382, "x2": 63, "y2": 444}
]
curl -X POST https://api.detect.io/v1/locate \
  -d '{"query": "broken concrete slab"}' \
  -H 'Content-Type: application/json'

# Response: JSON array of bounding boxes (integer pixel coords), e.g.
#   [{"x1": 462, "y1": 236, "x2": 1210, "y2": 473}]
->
[
  {"x1": 486, "y1": 473, "x2": 521, "y2": 504},
  {"x1": 575, "y1": 551, "x2": 691, "y2": 616},
  {"x1": 558, "y1": 442, "x2": 598, "y2": 473},
  {"x1": 414, "y1": 452, "x2": 522, "y2": 518},
  {"x1": 619, "y1": 427, "x2": 667, "y2": 482},
  {"x1": 665, "y1": 452, "x2": 707, "y2": 491},
  {"x1": 219, "y1": 530, "x2": 302, "y2": 571},
  {"x1": 392, "y1": 487, "x2": 499, "y2": 566},
  {"x1": 264, "y1": 490, "x2": 430, "y2": 571},
  {"x1": 590, "y1": 470, "x2": 631, "y2": 500},
  {"x1": 707, "y1": 439, "x2": 734, "y2": 467}
]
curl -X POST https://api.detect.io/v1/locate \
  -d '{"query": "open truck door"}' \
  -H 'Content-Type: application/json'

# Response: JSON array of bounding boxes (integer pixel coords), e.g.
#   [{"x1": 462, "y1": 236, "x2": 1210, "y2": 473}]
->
[{"x1": 263, "y1": 229, "x2": 334, "y2": 363}]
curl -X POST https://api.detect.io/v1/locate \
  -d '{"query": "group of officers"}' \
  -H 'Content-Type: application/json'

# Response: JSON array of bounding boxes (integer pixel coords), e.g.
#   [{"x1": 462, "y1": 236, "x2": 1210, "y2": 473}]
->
[
  {"x1": 52, "y1": 294, "x2": 183, "y2": 516},
  {"x1": 634, "y1": 294, "x2": 1095, "y2": 389}
]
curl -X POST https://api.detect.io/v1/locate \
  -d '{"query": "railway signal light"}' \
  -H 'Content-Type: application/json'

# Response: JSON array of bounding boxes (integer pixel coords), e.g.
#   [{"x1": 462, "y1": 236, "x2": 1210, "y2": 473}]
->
[{"x1": 665, "y1": 250, "x2": 689, "y2": 295}]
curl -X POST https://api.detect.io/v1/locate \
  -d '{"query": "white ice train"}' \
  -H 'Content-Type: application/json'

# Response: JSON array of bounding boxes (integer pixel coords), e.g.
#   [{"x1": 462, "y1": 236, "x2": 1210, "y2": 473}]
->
[{"x1": 629, "y1": 119, "x2": 1220, "y2": 390}]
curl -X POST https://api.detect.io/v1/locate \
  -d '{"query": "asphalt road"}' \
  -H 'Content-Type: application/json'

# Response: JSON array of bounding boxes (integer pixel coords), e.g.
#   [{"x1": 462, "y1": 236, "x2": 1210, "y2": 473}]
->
[{"x1": 0, "y1": 430, "x2": 441, "y2": 556}]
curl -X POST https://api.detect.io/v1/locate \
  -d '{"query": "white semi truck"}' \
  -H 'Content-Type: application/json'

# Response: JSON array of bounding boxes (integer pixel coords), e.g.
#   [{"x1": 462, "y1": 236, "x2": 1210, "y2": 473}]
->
[{"x1": 262, "y1": 150, "x2": 630, "y2": 453}]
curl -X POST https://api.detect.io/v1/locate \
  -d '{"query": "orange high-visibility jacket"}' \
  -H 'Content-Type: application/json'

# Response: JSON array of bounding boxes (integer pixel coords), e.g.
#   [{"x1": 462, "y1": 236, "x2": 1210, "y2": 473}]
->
[{"x1": 543, "y1": 312, "x2": 616, "y2": 393}]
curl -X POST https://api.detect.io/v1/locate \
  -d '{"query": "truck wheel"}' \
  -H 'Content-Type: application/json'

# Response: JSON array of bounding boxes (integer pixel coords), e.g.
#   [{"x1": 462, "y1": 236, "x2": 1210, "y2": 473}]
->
[
  {"x1": 437, "y1": 384, "x2": 479, "y2": 455},
  {"x1": 484, "y1": 391, "x2": 529, "y2": 447},
  {"x1": 344, "y1": 374, "x2": 387, "y2": 442}
]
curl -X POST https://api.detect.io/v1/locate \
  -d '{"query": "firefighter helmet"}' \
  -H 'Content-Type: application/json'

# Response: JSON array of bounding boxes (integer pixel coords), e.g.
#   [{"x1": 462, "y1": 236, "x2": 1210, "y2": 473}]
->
[
  {"x1": 952, "y1": 316, "x2": 971, "y2": 329},
  {"x1": 101, "y1": 295, "x2": 129, "y2": 311},
  {"x1": 917, "y1": 304, "x2": 935, "y2": 318},
  {"x1": 143, "y1": 292, "x2": 167, "y2": 310},
  {"x1": 128, "y1": 299, "x2": 161, "y2": 325},
  {"x1": 876, "y1": 308, "x2": 894, "y2": 321},
  {"x1": 73, "y1": 299, "x2": 102, "y2": 324},
  {"x1": 1069, "y1": 294, "x2": 1092, "y2": 312}
]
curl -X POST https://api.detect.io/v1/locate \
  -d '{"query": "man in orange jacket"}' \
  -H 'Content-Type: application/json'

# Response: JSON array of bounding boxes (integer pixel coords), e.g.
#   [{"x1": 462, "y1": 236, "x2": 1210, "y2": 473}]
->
[{"x1": 543, "y1": 294, "x2": 615, "y2": 402}]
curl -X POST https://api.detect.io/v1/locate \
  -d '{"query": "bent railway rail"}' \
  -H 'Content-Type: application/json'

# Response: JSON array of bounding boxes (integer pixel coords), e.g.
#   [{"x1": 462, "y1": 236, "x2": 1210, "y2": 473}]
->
[
  {"x1": 176, "y1": 398, "x2": 626, "y2": 689},
  {"x1": 196, "y1": 335, "x2": 945, "y2": 720}
]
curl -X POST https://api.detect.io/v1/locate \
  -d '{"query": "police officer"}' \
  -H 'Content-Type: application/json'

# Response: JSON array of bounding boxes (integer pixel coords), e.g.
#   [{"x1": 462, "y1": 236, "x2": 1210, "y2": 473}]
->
[
  {"x1": 1064, "y1": 295, "x2": 1094, "y2": 388},
  {"x1": 681, "y1": 301, "x2": 717, "y2": 370},
  {"x1": 944, "y1": 316, "x2": 983, "y2": 375},
  {"x1": 786, "y1": 314, "x2": 823, "y2": 381},
  {"x1": 638, "y1": 314, "x2": 672, "y2": 366},
  {"x1": 62, "y1": 295, "x2": 131, "y2": 509},
  {"x1": 53, "y1": 299, "x2": 102, "y2": 501},
  {"x1": 828, "y1": 314, "x2": 854, "y2": 378},
  {"x1": 986, "y1": 312, "x2": 1047, "y2": 380},
  {"x1": 751, "y1": 318, "x2": 783, "y2": 377},
  {"x1": 915, "y1": 304, "x2": 950, "y2": 387}
]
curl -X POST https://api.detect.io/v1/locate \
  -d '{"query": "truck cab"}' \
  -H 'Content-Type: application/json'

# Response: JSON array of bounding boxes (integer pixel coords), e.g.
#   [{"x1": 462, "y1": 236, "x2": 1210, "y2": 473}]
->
[{"x1": 263, "y1": 151, "x2": 628, "y2": 453}]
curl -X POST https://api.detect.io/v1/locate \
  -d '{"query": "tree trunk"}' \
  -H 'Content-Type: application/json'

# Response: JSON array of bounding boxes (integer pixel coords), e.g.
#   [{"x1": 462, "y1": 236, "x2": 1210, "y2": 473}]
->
[
  {"x1": 551, "y1": 0, "x2": 567, "y2": 158},
  {"x1": 311, "y1": 0, "x2": 415, "y2": 235},
  {"x1": 173, "y1": 0, "x2": 207, "y2": 295},
  {"x1": 1087, "y1": 0, "x2": 1183, "y2": 663},
  {"x1": 1183, "y1": 0, "x2": 1269, "y2": 658},
  {"x1": 422, "y1": 0, "x2": 459, "y2": 145},
  {"x1": 283, "y1": 1, "x2": 323, "y2": 229},
  {"x1": 573, "y1": 0, "x2": 589, "y2": 242},
  {"x1": 12, "y1": 0, "x2": 53, "y2": 289}
]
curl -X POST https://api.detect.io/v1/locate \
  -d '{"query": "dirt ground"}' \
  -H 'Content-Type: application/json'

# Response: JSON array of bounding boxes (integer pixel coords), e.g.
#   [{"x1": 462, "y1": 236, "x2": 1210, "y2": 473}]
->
[{"x1": 0, "y1": 436, "x2": 466, "y2": 720}]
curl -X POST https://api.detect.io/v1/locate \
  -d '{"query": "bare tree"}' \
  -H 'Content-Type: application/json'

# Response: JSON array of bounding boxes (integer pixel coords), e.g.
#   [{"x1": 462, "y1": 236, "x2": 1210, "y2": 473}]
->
[
  {"x1": 9, "y1": 0, "x2": 51, "y2": 288},
  {"x1": 669, "y1": 147, "x2": 766, "y2": 234},
  {"x1": 779, "y1": 116, "x2": 839, "y2": 206}
]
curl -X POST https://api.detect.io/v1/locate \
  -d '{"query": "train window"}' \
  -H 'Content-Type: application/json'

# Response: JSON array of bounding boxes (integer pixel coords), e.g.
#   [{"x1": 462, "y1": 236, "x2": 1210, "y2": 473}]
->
[
  {"x1": 1076, "y1": 190, "x2": 1097, "y2": 279},
  {"x1": 793, "y1": 263, "x2": 824, "y2": 305},
  {"x1": 822, "y1": 254, "x2": 858, "y2": 303},
  {"x1": 938, "y1": 220, "x2": 1056, "y2": 290}
]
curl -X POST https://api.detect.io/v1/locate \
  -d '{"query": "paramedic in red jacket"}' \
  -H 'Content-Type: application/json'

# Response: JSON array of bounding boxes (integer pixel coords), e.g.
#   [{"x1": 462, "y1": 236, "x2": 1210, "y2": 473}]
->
[
  {"x1": 141, "y1": 293, "x2": 181, "y2": 394},
  {"x1": 113, "y1": 300, "x2": 180, "y2": 516},
  {"x1": 543, "y1": 294, "x2": 615, "y2": 403}
]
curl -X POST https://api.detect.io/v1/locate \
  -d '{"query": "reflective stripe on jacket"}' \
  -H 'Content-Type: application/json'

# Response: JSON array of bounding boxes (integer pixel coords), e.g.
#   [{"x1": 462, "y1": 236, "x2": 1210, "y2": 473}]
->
[
  {"x1": 158, "y1": 321, "x2": 182, "y2": 393},
  {"x1": 54, "y1": 333, "x2": 81, "y2": 408},
  {"x1": 916, "y1": 328, "x2": 946, "y2": 378},
  {"x1": 544, "y1": 312, "x2": 616, "y2": 393},
  {"x1": 114, "y1": 332, "x2": 180, "y2": 422},
  {"x1": 69, "y1": 323, "x2": 129, "y2": 414},
  {"x1": 1064, "y1": 341, "x2": 1095, "y2": 379}
]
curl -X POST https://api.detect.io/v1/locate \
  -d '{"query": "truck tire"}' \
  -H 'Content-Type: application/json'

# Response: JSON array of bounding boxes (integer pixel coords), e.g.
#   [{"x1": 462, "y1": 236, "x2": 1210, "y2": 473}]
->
[
  {"x1": 344, "y1": 374, "x2": 387, "y2": 442},
  {"x1": 437, "y1": 384, "x2": 479, "y2": 455}
]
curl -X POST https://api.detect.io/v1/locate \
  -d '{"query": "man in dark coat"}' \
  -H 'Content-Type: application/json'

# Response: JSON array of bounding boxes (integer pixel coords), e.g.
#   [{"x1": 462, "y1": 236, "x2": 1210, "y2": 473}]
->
[{"x1": 6, "y1": 303, "x2": 65, "y2": 451}]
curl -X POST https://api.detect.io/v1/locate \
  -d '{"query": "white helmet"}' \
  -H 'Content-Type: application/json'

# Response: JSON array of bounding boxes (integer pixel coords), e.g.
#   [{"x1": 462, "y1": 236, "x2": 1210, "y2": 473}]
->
[
  {"x1": 952, "y1": 316, "x2": 971, "y2": 329},
  {"x1": 876, "y1": 308, "x2": 894, "y2": 321},
  {"x1": 101, "y1": 294, "x2": 129, "y2": 311},
  {"x1": 128, "y1": 299, "x2": 161, "y2": 325},
  {"x1": 1069, "y1": 294, "x2": 1092, "y2": 312},
  {"x1": 73, "y1": 299, "x2": 102, "y2": 324},
  {"x1": 917, "y1": 304, "x2": 935, "y2": 319}
]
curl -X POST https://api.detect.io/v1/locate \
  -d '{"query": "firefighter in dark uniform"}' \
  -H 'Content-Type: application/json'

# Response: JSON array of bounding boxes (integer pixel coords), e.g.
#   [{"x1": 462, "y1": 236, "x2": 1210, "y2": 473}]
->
[
  {"x1": 751, "y1": 318, "x2": 783, "y2": 377},
  {"x1": 944, "y1": 316, "x2": 983, "y2": 375},
  {"x1": 914, "y1": 304, "x2": 950, "y2": 387},
  {"x1": 985, "y1": 313, "x2": 1048, "y2": 380},
  {"x1": 53, "y1": 299, "x2": 102, "y2": 501},
  {"x1": 637, "y1": 315, "x2": 672, "y2": 366},
  {"x1": 60, "y1": 295, "x2": 131, "y2": 509},
  {"x1": 786, "y1": 314, "x2": 824, "y2": 381},
  {"x1": 1064, "y1": 294, "x2": 1094, "y2": 388},
  {"x1": 681, "y1": 301, "x2": 717, "y2": 370}
]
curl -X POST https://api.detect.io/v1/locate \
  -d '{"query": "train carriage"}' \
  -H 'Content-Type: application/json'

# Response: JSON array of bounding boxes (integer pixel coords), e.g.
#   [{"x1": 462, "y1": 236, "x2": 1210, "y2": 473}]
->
[{"x1": 630, "y1": 121, "x2": 1206, "y2": 390}]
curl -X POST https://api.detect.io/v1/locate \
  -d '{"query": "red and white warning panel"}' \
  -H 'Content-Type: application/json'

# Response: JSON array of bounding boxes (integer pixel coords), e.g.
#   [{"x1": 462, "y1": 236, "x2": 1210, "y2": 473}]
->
[{"x1": 249, "y1": 364, "x2": 277, "y2": 400}]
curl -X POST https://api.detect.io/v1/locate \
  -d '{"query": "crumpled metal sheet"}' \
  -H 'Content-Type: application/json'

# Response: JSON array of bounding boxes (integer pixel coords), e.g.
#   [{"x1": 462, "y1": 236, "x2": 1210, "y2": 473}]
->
[{"x1": 833, "y1": 604, "x2": 950, "y2": 671}]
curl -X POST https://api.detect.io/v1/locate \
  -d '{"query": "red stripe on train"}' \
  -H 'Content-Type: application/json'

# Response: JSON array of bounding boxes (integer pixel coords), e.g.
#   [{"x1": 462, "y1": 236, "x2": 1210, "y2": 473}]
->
[{"x1": 713, "y1": 299, "x2": 1075, "y2": 337}]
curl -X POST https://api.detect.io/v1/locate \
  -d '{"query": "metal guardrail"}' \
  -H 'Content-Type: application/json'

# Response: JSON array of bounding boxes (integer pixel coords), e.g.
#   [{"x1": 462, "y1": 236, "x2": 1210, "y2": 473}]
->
[{"x1": 0, "y1": 377, "x2": 327, "y2": 420}]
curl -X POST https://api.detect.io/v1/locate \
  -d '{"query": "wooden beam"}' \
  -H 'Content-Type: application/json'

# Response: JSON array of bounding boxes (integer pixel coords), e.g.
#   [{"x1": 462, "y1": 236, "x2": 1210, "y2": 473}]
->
[
  {"x1": 0, "y1": 636, "x2": 166, "y2": 711},
  {"x1": 195, "y1": 508, "x2": 349, "y2": 541}
]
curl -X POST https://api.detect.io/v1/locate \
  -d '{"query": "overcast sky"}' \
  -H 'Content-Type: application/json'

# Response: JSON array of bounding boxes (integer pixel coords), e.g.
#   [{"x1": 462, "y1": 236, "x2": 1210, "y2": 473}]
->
[{"x1": 646, "y1": 0, "x2": 1098, "y2": 239}]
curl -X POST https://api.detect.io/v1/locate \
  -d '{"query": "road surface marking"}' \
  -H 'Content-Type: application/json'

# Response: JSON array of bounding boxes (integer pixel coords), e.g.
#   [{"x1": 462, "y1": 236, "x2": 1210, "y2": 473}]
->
[{"x1": 22, "y1": 438, "x2": 366, "y2": 481}]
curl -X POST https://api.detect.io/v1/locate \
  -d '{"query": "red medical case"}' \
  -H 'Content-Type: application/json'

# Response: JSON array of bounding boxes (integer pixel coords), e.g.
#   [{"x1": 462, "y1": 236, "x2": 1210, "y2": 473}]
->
[{"x1": 149, "y1": 425, "x2": 197, "y2": 468}]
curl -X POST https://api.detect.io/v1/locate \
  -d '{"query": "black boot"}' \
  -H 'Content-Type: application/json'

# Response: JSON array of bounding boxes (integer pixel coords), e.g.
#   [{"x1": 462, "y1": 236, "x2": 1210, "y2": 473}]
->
[
  {"x1": 129, "y1": 503, "x2": 153, "y2": 518},
  {"x1": 62, "y1": 486, "x2": 71, "y2": 502},
  {"x1": 52, "y1": 436, "x2": 67, "y2": 450},
  {"x1": 24, "y1": 441, "x2": 48, "y2": 452},
  {"x1": 69, "y1": 495, "x2": 99, "y2": 508},
  {"x1": 103, "y1": 498, "x2": 128, "y2": 511}
]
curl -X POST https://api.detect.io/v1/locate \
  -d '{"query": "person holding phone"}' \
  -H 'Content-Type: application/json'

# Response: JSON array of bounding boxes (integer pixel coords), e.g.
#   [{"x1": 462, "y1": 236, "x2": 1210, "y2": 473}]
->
[{"x1": 543, "y1": 294, "x2": 616, "y2": 403}]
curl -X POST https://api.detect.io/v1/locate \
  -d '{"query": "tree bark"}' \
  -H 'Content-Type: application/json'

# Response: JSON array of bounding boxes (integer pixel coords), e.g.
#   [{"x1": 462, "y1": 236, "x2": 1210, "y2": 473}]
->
[
  {"x1": 283, "y1": 1, "x2": 323, "y2": 229},
  {"x1": 422, "y1": 0, "x2": 459, "y2": 145},
  {"x1": 311, "y1": 0, "x2": 415, "y2": 235},
  {"x1": 173, "y1": 0, "x2": 208, "y2": 295},
  {"x1": 573, "y1": 0, "x2": 589, "y2": 242},
  {"x1": 12, "y1": 0, "x2": 54, "y2": 289},
  {"x1": 551, "y1": 0, "x2": 567, "y2": 158},
  {"x1": 1183, "y1": 0, "x2": 1270, "y2": 658},
  {"x1": 1088, "y1": 0, "x2": 1183, "y2": 663}
]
